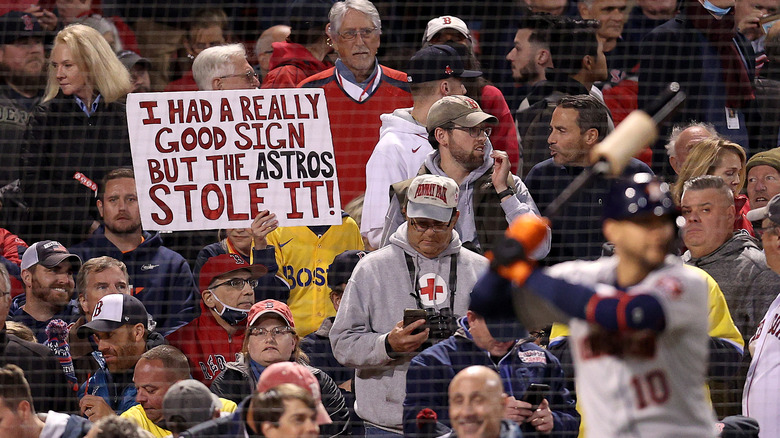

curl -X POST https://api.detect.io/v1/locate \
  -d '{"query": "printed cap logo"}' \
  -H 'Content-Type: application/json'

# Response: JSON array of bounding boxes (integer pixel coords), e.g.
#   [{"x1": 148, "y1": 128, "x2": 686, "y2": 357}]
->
[{"x1": 22, "y1": 15, "x2": 33, "y2": 31}]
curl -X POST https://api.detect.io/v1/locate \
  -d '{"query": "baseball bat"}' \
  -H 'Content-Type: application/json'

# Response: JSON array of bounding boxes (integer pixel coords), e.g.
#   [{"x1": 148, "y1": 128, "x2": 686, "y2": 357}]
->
[{"x1": 543, "y1": 83, "x2": 685, "y2": 218}]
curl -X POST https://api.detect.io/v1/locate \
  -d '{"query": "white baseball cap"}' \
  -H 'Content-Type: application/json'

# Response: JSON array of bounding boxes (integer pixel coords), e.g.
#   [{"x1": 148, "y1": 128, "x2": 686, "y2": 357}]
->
[
  {"x1": 406, "y1": 175, "x2": 459, "y2": 223},
  {"x1": 422, "y1": 16, "x2": 472, "y2": 45}
]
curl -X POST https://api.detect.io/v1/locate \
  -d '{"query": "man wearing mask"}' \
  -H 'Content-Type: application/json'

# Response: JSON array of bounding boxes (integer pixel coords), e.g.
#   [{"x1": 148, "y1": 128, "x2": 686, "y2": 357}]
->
[{"x1": 166, "y1": 254, "x2": 268, "y2": 384}]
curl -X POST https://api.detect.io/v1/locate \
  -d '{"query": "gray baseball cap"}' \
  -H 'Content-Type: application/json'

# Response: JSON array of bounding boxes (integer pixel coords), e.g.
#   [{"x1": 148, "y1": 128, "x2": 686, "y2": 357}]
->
[
  {"x1": 163, "y1": 380, "x2": 220, "y2": 431},
  {"x1": 746, "y1": 193, "x2": 780, "y2": 224},
  {"x1": 406, "y1": 175, "x2": 459, "y2": 223}
]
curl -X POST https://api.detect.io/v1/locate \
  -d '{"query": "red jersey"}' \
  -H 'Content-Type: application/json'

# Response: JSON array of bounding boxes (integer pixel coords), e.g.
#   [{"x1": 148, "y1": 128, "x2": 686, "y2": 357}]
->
[
  {"x1": 299, "y1": 64, "x2": 412, "y2": 204},
  {"x1": 166, "y1": 301, "x2": 246, "y2": 384}
]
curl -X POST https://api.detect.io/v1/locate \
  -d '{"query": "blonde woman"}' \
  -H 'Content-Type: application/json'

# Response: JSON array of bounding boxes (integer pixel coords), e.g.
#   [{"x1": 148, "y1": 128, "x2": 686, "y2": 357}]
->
[
  {"x1": 673, "y1": 138, "x2": 753, "y2": 235},
  {"x1": 22, "y1": 24, "x2": 133, "y2": 247}
]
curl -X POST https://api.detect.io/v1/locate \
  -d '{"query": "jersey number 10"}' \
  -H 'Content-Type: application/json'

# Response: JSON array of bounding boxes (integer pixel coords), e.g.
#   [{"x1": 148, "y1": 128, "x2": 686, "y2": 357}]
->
[{"x1": 630, "y1": 369, "x2": 670, "y2": 409}]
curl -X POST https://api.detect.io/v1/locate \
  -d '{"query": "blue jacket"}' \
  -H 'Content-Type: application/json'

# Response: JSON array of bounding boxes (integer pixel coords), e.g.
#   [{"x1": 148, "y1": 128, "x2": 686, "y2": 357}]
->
[
  {"x1": 8, "y1": 294, "x2": 80, "y2": 343},
  {"x1": 70, "y1": 226, "x2": 198, "y2": 335},
  {"x1": 60, "y1": 414, "x2": 92, "y2": 438},
  {"x1": 525, "y1": 158, "x2": 652, "y2": 265},
  {"x1": 404, "y1": 317, "x2": 579, "y2": 437},
  {"x1": 193, "y1": 241, "x2": 290, "y2": 303},
  {"x1": 77, "y1": 332, "x2": 167, "y2": 415},
  {"x1": 77, "y1": 352, "x2": 138, "y2": 415}
]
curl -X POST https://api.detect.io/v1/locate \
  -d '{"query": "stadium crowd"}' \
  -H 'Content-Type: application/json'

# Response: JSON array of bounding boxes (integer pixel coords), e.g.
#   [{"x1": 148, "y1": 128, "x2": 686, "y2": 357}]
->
[{"x1": 1, "y1": 0, "x2": 779, "y2": 436}]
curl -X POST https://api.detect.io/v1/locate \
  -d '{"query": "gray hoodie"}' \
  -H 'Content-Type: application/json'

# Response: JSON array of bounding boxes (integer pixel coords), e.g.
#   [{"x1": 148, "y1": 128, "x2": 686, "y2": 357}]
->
[
  {"x1": 330, "y1": 223, "x2": 488, "y2": 432},
  {"x1": 683, "y1": 231, "x2": 780, "y2": 341}
]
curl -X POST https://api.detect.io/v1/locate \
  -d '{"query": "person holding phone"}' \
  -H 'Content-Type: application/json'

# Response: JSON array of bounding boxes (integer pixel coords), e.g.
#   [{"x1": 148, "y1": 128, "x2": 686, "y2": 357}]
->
[
  {"x1": 330, "y1": 175, "x2": 489, "y2": 436},
  {"x1": 403, "y1": 308, "x2": 579, "y2": 437}
]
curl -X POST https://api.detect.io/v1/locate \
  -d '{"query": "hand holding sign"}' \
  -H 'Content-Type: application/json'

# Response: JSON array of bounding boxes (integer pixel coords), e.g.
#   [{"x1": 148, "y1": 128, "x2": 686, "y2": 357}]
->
[{"x1": 251, "y1": 210, "x2": 278, "y2": 250}]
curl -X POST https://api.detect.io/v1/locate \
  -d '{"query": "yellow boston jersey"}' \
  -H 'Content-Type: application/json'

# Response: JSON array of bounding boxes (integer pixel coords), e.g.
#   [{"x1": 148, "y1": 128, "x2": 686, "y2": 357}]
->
[
  {"x1": 121, "y1": 397, "x2": 237, "y2": 437},
  {"x1": 267, "y1": 215, "x2": 363, "y2": 337}
]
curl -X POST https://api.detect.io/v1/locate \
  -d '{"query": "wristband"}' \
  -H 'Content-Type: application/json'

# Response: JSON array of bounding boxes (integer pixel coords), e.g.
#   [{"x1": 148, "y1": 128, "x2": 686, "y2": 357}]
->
[{"x1": 497, "y1": 188, "x2": 515, "y2": 200}]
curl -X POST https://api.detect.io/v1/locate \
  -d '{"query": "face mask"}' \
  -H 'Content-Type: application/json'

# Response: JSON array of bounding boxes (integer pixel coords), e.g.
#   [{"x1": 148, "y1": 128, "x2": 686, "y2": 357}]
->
[
  {"x1": 210, "y1": 291, "x2": 249, "y2": 326},
  {"x1": 701, "y1": 0, "x2": 732, "y2": 17}
]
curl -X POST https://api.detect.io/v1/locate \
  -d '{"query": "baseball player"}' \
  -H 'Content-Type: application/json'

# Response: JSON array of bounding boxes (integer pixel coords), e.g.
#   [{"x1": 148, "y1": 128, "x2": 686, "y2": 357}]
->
[
  {"x1": 743, "y1": 193, "x2": 780, "y2": 436},
  {"x1": 471, "y1": 173, "x2": 716, "y2": 437}
]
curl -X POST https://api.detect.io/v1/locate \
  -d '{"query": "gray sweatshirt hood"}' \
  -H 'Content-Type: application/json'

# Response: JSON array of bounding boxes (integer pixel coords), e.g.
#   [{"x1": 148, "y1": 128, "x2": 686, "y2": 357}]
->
[
  {"x1": 389, "y1": 222, "x2": 463, "y2": 261},
  {"x1": 684, "y1": 230, "x2": 761, "y2": 266}
]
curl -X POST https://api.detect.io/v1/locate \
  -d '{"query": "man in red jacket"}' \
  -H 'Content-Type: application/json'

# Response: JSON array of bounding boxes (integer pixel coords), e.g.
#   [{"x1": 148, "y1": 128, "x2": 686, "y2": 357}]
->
[
  {"x1": 262, "y1": 0, "x2": 333, "y2": 89},
  {"x1": 166, "y1": 254, "x2": 268, "y2": 384}
]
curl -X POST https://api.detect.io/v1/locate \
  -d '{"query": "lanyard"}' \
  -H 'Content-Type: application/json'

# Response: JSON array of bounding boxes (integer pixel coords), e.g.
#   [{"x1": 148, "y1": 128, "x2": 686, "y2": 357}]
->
[
  {"x1": 225, "y1": 237, "x2": 254, "y2": 264},
  {"x1": 404, "y1": 252, "x2": 458, "y2": 310}
]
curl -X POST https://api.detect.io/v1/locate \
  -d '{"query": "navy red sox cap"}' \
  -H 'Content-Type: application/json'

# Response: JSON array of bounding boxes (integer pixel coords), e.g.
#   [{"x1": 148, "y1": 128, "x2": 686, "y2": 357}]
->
[
  {"x1": 406, "y1": 44, "x2": 481, "y2": 84},
  {"x1": 602, "y1": 173, "x2": 678, "y2": 222},
  {"x1": 0, "y1": 11, "x2": 43, "y2": 45},
  {"x1": 327, "y1": 250, "x2": 367, "y2": 290}
]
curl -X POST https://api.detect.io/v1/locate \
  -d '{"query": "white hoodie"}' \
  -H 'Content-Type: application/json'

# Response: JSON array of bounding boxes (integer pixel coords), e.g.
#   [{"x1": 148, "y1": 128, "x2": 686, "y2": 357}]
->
[{"x1": 362, "y1": 108, "x2": 432, "y2": 248}]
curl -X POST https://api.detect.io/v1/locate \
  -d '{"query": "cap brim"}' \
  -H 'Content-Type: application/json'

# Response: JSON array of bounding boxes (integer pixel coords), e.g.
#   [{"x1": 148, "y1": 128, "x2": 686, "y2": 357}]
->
[
  {"x1": 248, "y1": 309, "x2": 292, "y2": 328},
  {"x1": 451, "y1": 112, "x2": 498, "y2": 128},
  {"x1": 746, "y1": 206, "x2": 769, "y2": 222},
  {"x1": 485, "y1": 318, "x2": 527, "y2": 343},
  {"x1": 457, "y1": 69, "x2": 482, "y2": 78},
  {"x1": 406, "y1": 201, "x2": 453, "y2": 223},
  {"x1": 40, "y1": 254, "x2": 82, "y2": 270},
  {"x1": 315, "y1": 402, "x2": 332, "y2": 425},
  {"x1": 77, "y1": 319, "x2": 124, "y2": 338}
]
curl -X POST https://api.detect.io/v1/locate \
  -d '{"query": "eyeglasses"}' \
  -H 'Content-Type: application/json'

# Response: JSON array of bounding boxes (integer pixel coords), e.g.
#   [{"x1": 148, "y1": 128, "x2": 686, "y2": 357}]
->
[
  {"x1": 338, "y1": 27, "x2": 380, "y2": 40},
  {"x1": 248, "y1": 326, "x2": 295, "y2": 338},
  {"x1": 219, "y1": 70, "x2": 258, "y2": 83},
  {"x1": 410, "y1": 218, "x2": 453, "y2": 233},
  {"x1": 211, "y1": 278, "x2": 259, "y2": 290},
  {"x1": 450, "y1": 126, "x2": 492, "y2": 138}
]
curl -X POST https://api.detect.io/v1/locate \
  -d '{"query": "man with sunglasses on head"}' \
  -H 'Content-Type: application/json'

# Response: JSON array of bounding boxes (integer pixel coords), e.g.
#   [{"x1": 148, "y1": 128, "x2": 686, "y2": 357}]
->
[
  {"x1": 167, "y1": 254, "x2": 268, "y2": 385},
  {"x1": 331, "y1": 174, "x2": 489, "y2": 435},
  {"x1": 381, "y1": 95, "x2": 550, "y2": 257}
]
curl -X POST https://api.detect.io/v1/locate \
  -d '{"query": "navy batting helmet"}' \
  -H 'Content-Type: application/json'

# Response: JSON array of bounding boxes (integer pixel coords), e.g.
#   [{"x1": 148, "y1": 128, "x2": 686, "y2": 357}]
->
[{"x1": 603, "y1": 173, "x2": 677, "y2": 221}]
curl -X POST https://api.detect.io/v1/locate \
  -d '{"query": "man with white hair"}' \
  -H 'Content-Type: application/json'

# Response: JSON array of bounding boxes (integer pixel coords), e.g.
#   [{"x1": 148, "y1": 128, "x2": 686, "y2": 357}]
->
[
  {"x1": 193, "y1": 43, "x2": 260, "y2": 91},
  {"x1": 665, "y1": 122, "x2": 719, "y2": 175},
  {"x1": 300, "y1": 0, "x2": 412, "y2": 205}
]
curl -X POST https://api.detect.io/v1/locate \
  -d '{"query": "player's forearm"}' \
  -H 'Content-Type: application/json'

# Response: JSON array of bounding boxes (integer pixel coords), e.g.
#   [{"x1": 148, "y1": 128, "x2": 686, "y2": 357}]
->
[{"x1": 526, "y1": 270, "x2": 666, "y2": 332}]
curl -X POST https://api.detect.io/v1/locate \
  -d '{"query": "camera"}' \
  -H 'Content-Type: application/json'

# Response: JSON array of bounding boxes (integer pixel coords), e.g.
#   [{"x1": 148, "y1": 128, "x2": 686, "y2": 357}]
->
[{"x1": 424, "y1": 307, "x2": 457, "y2": 344}]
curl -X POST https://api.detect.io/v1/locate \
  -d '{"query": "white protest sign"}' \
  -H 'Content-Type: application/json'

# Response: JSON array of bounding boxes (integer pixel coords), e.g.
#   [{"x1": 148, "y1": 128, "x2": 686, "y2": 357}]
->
[{"x1": 126, "y1": 89, "x2": 341, "y2": 231}]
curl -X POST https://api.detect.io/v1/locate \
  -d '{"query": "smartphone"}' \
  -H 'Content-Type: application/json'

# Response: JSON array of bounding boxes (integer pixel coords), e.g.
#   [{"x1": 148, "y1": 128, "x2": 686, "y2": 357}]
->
[
  {"x1": 522, "y1": 383, "x2": 550, "y2": 409},
  {"x1": 760, "y1": 13, "x2": 780, "y2": 35},
  {"x1": 403, "y1": 309, "x2": 427, "y2": 335}
]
